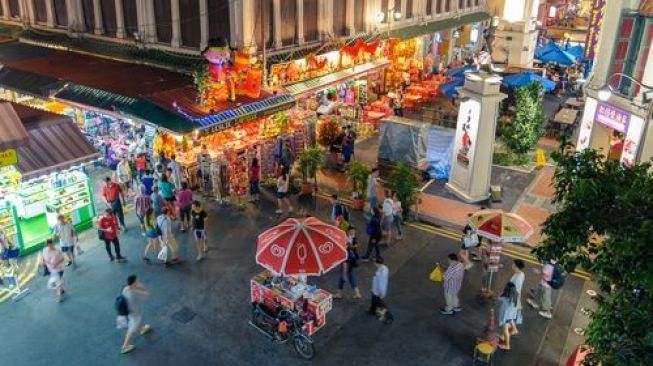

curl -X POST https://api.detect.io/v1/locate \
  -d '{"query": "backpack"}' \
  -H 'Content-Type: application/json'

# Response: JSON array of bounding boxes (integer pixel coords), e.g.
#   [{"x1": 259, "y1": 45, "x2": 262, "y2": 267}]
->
[
  {"x1": 548, "y1": 264, "x2": 565, "y2": 290},
  {"x1": 115, "y1": 294, "x2": 129, "y2": 316}
]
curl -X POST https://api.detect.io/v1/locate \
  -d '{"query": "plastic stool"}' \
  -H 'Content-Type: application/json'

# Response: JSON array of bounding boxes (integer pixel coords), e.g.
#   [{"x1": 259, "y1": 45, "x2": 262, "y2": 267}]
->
[{"x1": 473, "y1": 342, "x2": 495, "y2": 365}]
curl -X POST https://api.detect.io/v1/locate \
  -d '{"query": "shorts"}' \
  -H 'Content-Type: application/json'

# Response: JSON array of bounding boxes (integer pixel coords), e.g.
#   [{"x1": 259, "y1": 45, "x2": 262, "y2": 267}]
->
[
  {"x1": 382, "y1": 216, "x2": 393, "y2": 230},
  {"x1": 194, "y1": 229, "x2": 205, "y2": 239},
  {"x1": 179, "y1": 206, "x2": 191, "y2": 222},
  {"x1": 127, "y1": 314, "x2": 143, "y2": 333},
  {"x1": 276, "y1": 191, "x2": 287, "y2": 199},
  {"x1": 61, "y1": 245, "x2": 75, "y2": 253},
  {"x1": 164, "y1": 196, "x2": 176, "y2": 202},
  {"x1": 145, "y1": 230, "x2": 160, "y2": 239}
]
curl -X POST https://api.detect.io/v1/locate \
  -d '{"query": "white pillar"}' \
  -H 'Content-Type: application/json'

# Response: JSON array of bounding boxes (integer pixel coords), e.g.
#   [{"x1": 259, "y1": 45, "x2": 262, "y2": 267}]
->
[
  {"x1": 241, "y1": 0, "x2": 255, "y2": 50},
  {"x1": 45, "y1": 0, "x2": 55, "y2": 27},
  {"x1": 399, "y1": 0, "x2": 406, "y2": 22},
  {"x1": 92, "y1": 0, "x2": 104, "y2": 34},
  {"x1": 1, "y1": 0, "x2": 9, "y2": 20},
  {"x1": 413, "y1": 0, "x2": 421, "y2": 20},
  {"x1": 25, "y1": 0, "x2": 36, "y2": 24},
  {"x1": 297, "y1": 0, "x2": 304, "y2": 43},
  {"x1": 136, "y1": 0, "x2": 145, "y2": 37},
  {"x1": 71, "y1": 0, "x2": 86, "y2": 32},
  {"x1": 171, "y1": 0, "x2": 181, "y2": 47},
  {"x1": 272, "y1": 0, "x2": 282, "y2": 48},
  {"x1": 199, "y1": 0, "x2": 208, "y2": 50},
  {"x1": 145, "y1": 0, "x2": 156, "y2": 42},
  {"x1": 114, "y1": 0, "x2": 125, "y2": 38},
  {"x1": 345, "y1": 0, "x2": 354, "y2": 35}
]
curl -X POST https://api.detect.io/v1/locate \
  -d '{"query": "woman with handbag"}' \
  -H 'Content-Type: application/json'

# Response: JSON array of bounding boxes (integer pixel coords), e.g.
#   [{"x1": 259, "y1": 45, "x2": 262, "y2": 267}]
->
[
  {"x1": 41, "y1": 238, "x2": 65, "y2": 302},
  {"x1": 334, "y1": 227, "x2": 362, "y2": 299},
  {"x1": 142, "y1": 208, "x2": 160, "y2": 263}
]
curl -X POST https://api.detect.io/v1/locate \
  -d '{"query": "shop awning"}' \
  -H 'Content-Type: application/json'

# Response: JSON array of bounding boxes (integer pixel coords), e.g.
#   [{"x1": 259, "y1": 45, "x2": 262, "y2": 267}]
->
[
  {"x1": 10, "y1": 104, "x2": 100, "y2": 180},
  {"x1": 54, "y1": 84, "x2": 194, "y2": 135},
  {"x1": 0, "y1": 102, "x2": 30, "y2": 150},
  {"x1": 388, "y1": 11, "x2": 490, "y2": 40},
  {"x1": 0, "y1": 66, "x2": 65, "y2": 98},
  {"x1": 284, "y1": 59, "x2": 390, "y2": 96}
]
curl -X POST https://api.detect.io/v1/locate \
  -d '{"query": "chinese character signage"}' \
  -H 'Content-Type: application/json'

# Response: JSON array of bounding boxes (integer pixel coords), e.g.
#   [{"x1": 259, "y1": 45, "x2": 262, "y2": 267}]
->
[
  {"x1": 584, "y1": 0, "x2": 606, "y2": 60},
  {"x1": 594, "y1": 102, "x2": 630, "y2": 133}
]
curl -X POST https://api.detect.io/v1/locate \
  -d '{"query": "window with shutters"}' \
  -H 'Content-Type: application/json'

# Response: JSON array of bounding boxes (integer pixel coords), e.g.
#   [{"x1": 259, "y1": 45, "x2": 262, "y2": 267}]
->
[
  {"x1": 458, "y1": 0, "x2": 464, "y2": 10},
  {"x1": 436, "y1": 0, "x2": 442, "y2": 14},
  {"x1": 445, "y1": 0, "x2": 451, "y2": 12},
  {"x1": 608, "y1": 14, "x2": 652, "y2": 98},
  {"x1": 426, "y1": 0, "x2": 432, "y2": 15},
  {"x1": 406, "y1": 0, "x2": 413, "y2": 19},
  {"x1": 633, "y1": 19, "x2": 653, "y2": 95}
]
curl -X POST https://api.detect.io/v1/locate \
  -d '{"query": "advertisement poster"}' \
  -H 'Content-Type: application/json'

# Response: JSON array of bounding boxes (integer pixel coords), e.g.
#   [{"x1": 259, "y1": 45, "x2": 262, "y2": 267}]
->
[
  {"x1": 576, "y1": 98, "x2": 598, "y2": 150},
  {"x1": 449, "y1": 99, "x2": 481, "y2": 190},
  {"x1": 620, "y1": 115, "x2": 644, "y2": 167},
  {"x1": 595, "y1": 102, "x2": 630, "y2": 133}
]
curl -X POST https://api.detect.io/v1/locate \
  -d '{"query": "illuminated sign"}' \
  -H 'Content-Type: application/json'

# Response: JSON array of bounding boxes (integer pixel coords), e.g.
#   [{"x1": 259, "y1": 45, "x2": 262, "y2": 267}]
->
[
  {"x1": 594, "y1": 102, "x2": 630, "y2": 133},
  {"x1": 584, "y1": 0, "x2": 606, "y2": 60},
  {"x1": 0, "y1": 149, "x2": 18, "y2": 168}
]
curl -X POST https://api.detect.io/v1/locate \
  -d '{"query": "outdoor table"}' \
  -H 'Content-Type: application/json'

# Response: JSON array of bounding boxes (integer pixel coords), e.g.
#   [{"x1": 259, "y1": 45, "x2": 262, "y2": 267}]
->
[
  {"x1": 551, "y1": 108, "x2": 579, "y2": 135},
  {"x1": 564, "y1": 97, "x2": 584, "y2": 109}
]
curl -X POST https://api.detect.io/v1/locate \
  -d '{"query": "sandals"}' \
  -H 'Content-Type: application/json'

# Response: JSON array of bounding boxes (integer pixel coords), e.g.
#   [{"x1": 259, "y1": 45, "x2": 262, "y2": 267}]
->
[
  {"x1": 121, "y1": 345, "x2": 135, "y2": 354},
  {"x1": 140, "y1": 324, "x2": 152, "y2": 335}
]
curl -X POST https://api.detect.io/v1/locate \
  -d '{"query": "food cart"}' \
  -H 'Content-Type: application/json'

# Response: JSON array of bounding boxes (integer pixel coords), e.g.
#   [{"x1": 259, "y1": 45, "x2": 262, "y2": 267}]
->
[{"x1": 249, "y1": 217, "x2": 348, "y2": 359}]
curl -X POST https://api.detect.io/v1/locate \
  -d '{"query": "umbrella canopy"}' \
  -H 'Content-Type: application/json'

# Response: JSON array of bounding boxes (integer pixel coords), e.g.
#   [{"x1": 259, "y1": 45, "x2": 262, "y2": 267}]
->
[
  {"x1": 468, "y1": 210, "x2": 534, "y2": 243},
  {"x1": 439, "y1": 77, "x2": 464, "y2": 98},
  {"x1": 502, "y1": 72, "x2": 556, "y2": 92},
  {"x1": 539, "y1": 48, "x2": 577, "y2": 66},
  {"x1": 256, "y1": 217, "x2": 348, "y2": 276},
  {"x1": 566, "y1": 45, "x2": 585, "y2": 61},
  {"x1": 534, "y1": 42, "x2": 559, "y2": 59},
  {"x1": 445, "y1": 64, "x2": 477, "y2": 77}
]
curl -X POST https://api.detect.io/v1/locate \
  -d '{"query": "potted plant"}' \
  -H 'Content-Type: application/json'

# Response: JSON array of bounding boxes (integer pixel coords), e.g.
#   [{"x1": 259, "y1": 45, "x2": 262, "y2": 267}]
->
[
  {"x1": 297, "y1": 147, "x2": 323, "y2": 195},
  {"x1": 387, "y1": 163, "x2": 420, "y2": 219},
  {"x1": 346, "y1": 160, "x2": 371, "y2": 210}
]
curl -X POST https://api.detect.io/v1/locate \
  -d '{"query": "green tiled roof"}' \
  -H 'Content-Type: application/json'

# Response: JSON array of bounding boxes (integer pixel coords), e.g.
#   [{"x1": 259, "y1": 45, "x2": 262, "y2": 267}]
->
[
  {"x1": 388, "y1": 12, "x2": 490, "y2": 40},
  {"x1": 0, "y1": 67, "x2": 65, "y2": 97},
  {"x1": 284, "y1": 59, "x2": 390, "y2": 95}
]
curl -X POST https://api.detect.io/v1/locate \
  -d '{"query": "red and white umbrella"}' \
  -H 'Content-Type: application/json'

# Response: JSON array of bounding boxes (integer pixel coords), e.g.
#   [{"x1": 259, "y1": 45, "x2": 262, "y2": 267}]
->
[{"x1": 256, "y1": 217, "x2": 348, "y2": 276}]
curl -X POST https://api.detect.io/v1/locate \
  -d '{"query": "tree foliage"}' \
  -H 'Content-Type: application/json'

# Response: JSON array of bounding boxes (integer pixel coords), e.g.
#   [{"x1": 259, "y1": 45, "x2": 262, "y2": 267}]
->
[
  {"x1": 500, "y1": 82, "x2": 544, "y2": 155},
  {"x1": 387, "y1": 163, "x2": 420, "y2": 218},
  {"x1": 532, "y1": 143, "x2": 653, "y2": 366}
]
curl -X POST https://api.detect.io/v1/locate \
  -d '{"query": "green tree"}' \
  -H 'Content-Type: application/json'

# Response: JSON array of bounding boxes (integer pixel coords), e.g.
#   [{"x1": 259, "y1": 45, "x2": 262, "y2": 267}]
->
[
  {"x1": 387, "y1": 163, "x2": 420, "y2": 219},
  {"x1": 500, "y1": 81, "x2": 544, "y2": 156},
  {"x1": 532, "y1": 144, "x2": 653, "y2": 366}
]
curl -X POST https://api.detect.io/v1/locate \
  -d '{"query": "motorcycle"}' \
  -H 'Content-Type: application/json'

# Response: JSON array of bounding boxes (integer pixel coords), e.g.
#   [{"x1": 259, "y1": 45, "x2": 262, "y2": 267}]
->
[{"x1": 249, "y1": 301, "x2": 316, "y2": 360}]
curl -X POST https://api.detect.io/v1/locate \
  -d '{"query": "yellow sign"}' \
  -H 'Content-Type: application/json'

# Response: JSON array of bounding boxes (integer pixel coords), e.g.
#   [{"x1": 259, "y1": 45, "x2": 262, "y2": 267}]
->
[{"x1": 0, "y1": 149, "x2": 18, "y2": 168}]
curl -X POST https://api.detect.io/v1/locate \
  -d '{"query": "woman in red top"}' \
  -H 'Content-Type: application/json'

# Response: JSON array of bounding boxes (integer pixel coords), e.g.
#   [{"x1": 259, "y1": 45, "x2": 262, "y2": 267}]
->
[
  {"x1": 98, "y1": 208, "x2": 126, "y2": 262},
  {"x1": 249, "y1": 157, "x2": 260, "y2": 203},
  {"x1": 135, "y1": 154, "x2": 148, "y2": 181}
]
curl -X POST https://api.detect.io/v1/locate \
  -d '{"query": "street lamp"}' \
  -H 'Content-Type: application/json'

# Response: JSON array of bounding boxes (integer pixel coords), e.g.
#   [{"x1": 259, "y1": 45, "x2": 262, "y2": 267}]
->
[{"x1": 598, "y1": 72, "x2": 653, "y2": 104}]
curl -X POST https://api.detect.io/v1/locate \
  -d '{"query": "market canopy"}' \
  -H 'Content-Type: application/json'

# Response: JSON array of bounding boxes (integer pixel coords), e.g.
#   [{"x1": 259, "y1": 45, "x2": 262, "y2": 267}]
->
[
  {"x1": 439, "y1": 77, "x2": 464, "y2": 98},
  {"x1": 0, "y1": 102, "x2": 30, "y2": 150},
  {"x1": 502, "y1": 72, "x2": 556, "y2": 92},
  {"x1": 538, "y1": 48, "x2": 577, "y2": 66},
  {"x1": 0, "y1": 66, "x2": 65, "y2": 98},
  {"x1": 445, "y1": 64, "x2": 477, "y2": 78},
  {"x1": 565, "y1": 45, "x2": 585, "y2": 61},
  {"x1": 534, "y1": 42, "x2": 559, "y2": 59}
]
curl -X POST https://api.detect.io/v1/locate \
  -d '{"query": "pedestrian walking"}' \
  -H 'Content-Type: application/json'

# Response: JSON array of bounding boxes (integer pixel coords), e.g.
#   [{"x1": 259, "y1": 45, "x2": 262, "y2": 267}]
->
[
  {"x1": 440, "y1": 253, "x2": 464, "y2": 315},
  {"x1": 98, "y1": 208, "x2": 126, "y2": 262},
  {"x1": 167, "y1": 154, "x2": 183, "y2": 187},
  {"x1": 381, "y1": 191, "x2": 394, "y2": 244},
  {"x1": 391, "y1": 192, "x2": 403, "y2": 240},
  {"x1": 497, "y1": 282, "x2": 520, "y2": 351},
  {"x1": 142, "y1": 208, "x2": 160, "y2": 263},
  {"x1": 116, "y1": 157, "x2": 132, "y2": 197},
  {"x1": 368, "y1": 257, "x2": 389, "y2": 315},
  {"x1": 367, "y1": 168, "x2": 380, "y2": 211},
  {"x1": 191, "y1": 200, "x2": 208, "y2": 261},
  {"x1": 150, "y1": 186, "x2": 164, "y2": 216},
  {"x1": 334, "y1": 227, "x2": 361, "y2": 299},
  {"x1": 158, "y1": 175, "x2": 177, "y2": 220},
  {"x1": 134, "y1": 186, "x2": 152, "y2": 235},
  {"x1": 275, "y1": 167, "x2": 293, "y2": 214},
  {"x1": 329, "y1": 195, "x2": 349, "y2": 224},
  {"x1": 249, "y1": 157, "x2": 260, "y2": 203},
  {"x1": 526, "y1": 259, "x2": 561, "y2": 319},
  {"x1": 135, "y1": 153, "x2": 148, "y2": 181},
  {"x1": 361, "y1": 207, "x2": 383, "y2": 261},
  {"x1": 102, "y1": 177, "x2": 127, "y2": 230},
  {"x1": 140, "y1": 169, "x2": 155, "y2": 195},
  {"x1": 41, "y1": 238, "x2": 65, "y2": 302},
  {"x1": 120, "y1": 275, "x2": 152, "y2": 354},
  {"x1": 509, "y1": 259, "x2": 525, "y2": 334},
  {"x1": 157, "y1": 208, "x2": 180, "y2": 266},
  {"x1": 53, "y1": 214, "x2": 78, "y2": 267},
  {"x1": 459, "y1": 226, "x2": 479, "y2": 270},
  {"x1": 176, "y1": 182, "x2": 193, "y2": 232}
]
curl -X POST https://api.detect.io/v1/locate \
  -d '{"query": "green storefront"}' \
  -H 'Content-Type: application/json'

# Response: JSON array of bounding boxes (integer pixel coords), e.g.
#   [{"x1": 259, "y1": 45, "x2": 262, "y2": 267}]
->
[{"x1": 0, "y1": 103, "x2": 98, "y2": 256}]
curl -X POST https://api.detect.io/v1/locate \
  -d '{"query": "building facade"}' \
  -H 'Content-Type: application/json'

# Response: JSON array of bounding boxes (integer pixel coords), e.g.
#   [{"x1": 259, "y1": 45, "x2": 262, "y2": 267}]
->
[{"x1": 0, "y1": 0, "x2": 488, "y2": 57}]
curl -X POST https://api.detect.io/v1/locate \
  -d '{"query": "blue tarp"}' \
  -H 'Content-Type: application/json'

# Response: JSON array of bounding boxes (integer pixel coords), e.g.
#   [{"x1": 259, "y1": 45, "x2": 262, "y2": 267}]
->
[
  {"x1": 539, "y1": 48, "x2": 577, "y2": 66},
  {"x1": 502, "y1": 72, "x2": 556, "y2": 91},
  {"x1": 534, "y1": 42, "x2": 559, "y2": 59},
  {"x1": 426, "y1": 126, "x2": 455, "y2": 179},
  {"x1": 439, "y1": 77, "x2": 464, "y2": 98},
  {"x1": 566, "y1": 45, "x2": 584, "y2": 61},
  {"x1": 445, "y1": 64, "x2": 477, "y2": 77}
]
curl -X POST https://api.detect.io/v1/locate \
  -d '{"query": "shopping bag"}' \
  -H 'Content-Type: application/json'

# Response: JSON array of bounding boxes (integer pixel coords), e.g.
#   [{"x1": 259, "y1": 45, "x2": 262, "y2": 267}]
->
[
  {"x1": 74, "y1": 244, "x2": 84, "y2": 256},
  {"x1": 157, "y1": 245, "x2": 169, "y2": 262},
  {"x1": 429, "y1": 264, "x2": 443, "y2": 282}
]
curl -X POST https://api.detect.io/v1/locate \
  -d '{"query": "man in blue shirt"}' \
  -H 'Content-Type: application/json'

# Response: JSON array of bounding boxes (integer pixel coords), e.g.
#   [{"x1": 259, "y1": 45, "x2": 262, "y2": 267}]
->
[{"x1": 140, "y1": 169, "x2": 155, "y2": 195}]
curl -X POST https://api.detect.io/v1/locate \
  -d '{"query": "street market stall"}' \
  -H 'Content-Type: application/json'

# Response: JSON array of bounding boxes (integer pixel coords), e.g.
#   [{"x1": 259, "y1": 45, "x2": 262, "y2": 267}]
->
[
  {"x1": 0, "y1": 103, "x2": 98, "y2": 256},
  {"x1": 250, "y1": 217, "x2": 348, "y2": 359}
]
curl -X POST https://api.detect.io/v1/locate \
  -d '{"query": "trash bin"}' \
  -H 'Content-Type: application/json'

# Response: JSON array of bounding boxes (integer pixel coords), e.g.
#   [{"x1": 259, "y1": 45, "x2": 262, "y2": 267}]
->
[{"x1": 490, "y1": 185, "x2": 502, "y2": 202}]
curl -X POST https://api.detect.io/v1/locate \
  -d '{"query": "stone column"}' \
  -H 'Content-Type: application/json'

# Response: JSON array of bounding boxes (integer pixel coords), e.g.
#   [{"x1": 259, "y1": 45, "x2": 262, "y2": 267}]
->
[
  {"x1": 115, "y1": 0, "x2": 125, "y2": 38},
  {"x1": 1, "y1": 0, "x2": 9, "y2": 20},
  {"x1": 25, "y1": 0, "x2": 36, "y2": 24},
  {"x1": 241, "y1": 0, "x2": 256, "y2": 50},
  {"x1": 45, "y1": 0, "x2": 54, "y2": 27},
  {"x1": 272, "y1": 0, "x2": 282, "y2": 48},
  {"x1": 171, "y1": 0, "x2": 181, "y2": 47},
  {"x1": 199, "y1": 0, "x2": 208, "y2": 50},
  {"x1": 297, "y1": 0, "x2": 304, "y2": 43},
  {"x1": 345, "y1": 0, "x2": 354, "y2": 35},
  {"x1": 71, "y1": 0, "x2": 86, "y2": 32},
  {"x1": 92, "y1": 0, "x2": 104, "y2": 34},
  {"x1": 145, "y1": 0, "x2": 157, "y2": 42}
]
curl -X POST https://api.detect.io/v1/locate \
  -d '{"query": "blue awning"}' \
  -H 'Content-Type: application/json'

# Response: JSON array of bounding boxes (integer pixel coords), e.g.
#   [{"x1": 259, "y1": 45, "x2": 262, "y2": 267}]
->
[
  {"x1": 502, "y1": 72, "x2": 556, "y2": 92},
  {"x1": 539, "y1": 48, "x2": 576, "y2": 66},
  {"x1": 445, "y1": 64, "x2": 477, "y2": 78},
  {"x1": 439, "y1": 78, "x2": 464, "y2": 98}
]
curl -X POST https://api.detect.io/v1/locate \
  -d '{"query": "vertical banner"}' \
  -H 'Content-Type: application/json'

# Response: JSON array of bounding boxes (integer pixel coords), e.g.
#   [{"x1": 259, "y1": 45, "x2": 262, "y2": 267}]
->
[
  {"x1": 576, "y1": 97, "x2": 598, "y2": 150},
  {"x1": 449, "y1": 99, "x2": 481, "y2": 189},
  {"x1": 620, "y1": 115, "x2": 645, "y2": 167},
  {"x1": 584, "y1": 0, "x2": 606, "y2": 60}
]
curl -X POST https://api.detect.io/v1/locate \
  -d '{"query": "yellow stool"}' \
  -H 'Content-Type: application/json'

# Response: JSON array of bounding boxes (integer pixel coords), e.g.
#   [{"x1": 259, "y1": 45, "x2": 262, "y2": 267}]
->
[{"x1": 473, "y1": 342, "x2": 495, "y2": 365}]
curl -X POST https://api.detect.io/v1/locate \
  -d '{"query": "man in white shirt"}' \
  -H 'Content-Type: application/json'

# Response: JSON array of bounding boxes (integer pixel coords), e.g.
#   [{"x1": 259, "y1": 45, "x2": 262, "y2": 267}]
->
[
  {"x1": 157, "y1": 208, "x2": 179, "y2": 266},
  {"x1": 53, "y1": 215, "x2": 78, "y2": 267},
  {"x1": 368, "y1": 257, "x2": 389, "y2": 316},
  {"x1": 381, "y1": 191, "x2": 394, "y2": 244},
  {"x1": 167, "y1": 154, "x2": 182, "y2": 188}
]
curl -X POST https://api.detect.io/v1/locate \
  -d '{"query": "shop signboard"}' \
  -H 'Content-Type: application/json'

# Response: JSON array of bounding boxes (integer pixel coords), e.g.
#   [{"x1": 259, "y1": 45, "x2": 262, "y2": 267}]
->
[
  {"x1": 0, "y1": 149, "x2": 18, "y2": 168},
  {"x1": 620, "y1": 115, "x2": 645, "y2": 167},
  {"x1": 576, "y1": 97, "x2": 598, "y2": 150},
  {"x1": 594, "y1": 102, "x2": 630, "y2": 133},
  {"x1": 584, "y1": 0, "x2": 606, "y2": 60}
]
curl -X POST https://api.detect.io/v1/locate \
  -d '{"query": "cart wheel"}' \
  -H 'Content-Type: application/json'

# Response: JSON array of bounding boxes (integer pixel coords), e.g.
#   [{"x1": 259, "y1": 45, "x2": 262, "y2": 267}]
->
[{"x1": 293, "y1": 335, "x2": 316, "y2": 360}]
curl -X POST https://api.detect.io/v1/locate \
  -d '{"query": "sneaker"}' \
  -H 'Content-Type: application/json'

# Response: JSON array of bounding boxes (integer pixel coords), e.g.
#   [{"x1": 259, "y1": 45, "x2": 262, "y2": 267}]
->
[
  {"x1": 116, "y1": 256, "x2": 127, "y2": 263},
  {"x1": 538, "y1": 311, "x2": 552, "y2": 319},
  {"x1": 275, "y1": 209, "x2": 283, "y2": 214},
  {"x1": 140, "y1": 324, "x2": 152, "y2": 335},
  {"x1": 440, "y1": 308, "x2": 454, "y2": 315},
  {"x1": 526, "y1": 298, "x2": 540, "y2": 310},
  {"x1": 196, "y1": 255, "x2": 203, "y2": 262},
  {"x1": 66, "y1": 261, "x2": 72, "y2": 267},
  {"x1": 453, "y1": 307, "x2": 463, "y2": 312},
  {"x1": 121, "y1": 345, "x2": 135, "y2": 354}
]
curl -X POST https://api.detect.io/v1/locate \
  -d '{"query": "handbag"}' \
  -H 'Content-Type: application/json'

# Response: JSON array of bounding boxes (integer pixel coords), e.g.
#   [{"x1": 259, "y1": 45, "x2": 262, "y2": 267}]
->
[
  {"x1": 429, "y1": 264, "x2": 443, "y2": 282},
  {"x1": 74, "y1": 244, "x2": 84, "y2": 256},
  {"x1": 98, "y1": 229, "x2": 105, "y2": 241}
]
